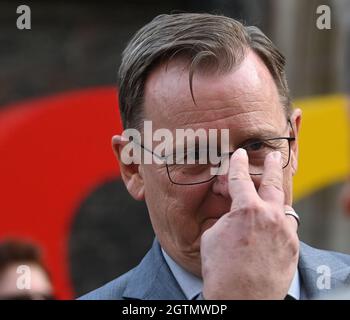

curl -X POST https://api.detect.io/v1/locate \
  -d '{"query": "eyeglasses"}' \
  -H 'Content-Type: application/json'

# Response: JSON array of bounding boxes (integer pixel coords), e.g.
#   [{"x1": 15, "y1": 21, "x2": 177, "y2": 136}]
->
[{"x1": 131, "y1": 121, "x2": 295, "y2": 186}]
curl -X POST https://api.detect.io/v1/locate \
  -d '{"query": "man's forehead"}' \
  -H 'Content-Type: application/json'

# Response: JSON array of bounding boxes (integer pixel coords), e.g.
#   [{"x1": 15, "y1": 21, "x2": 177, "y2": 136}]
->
[{"x1": 143, "y1": 50, "x2": 284, "y2": 131}]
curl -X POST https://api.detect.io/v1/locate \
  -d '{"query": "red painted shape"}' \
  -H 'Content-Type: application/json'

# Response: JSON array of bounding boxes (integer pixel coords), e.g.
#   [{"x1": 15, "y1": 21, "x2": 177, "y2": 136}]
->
[{"x1": 0, "y1": 87, "x2": 122, "y2": 299}]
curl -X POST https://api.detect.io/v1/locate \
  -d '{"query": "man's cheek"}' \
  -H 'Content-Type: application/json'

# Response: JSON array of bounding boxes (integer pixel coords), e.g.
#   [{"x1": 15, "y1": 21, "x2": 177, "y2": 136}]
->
[{"x1": 289, "y1": 148, "x2": 298, "y2": 176}]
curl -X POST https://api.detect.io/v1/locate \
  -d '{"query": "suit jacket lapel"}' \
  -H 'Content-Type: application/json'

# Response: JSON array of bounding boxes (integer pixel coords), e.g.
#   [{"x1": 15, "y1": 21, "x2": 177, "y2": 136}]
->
[
  {"x1": 122, "y1": 238, "x2": 186, "y2": 300},
  {"x1": 298, "y1": 242, "x2": 350, "y2": 299}
]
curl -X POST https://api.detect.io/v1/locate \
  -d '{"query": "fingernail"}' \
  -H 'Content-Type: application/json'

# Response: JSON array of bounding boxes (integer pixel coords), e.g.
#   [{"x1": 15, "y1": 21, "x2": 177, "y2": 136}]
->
[
  {"x1": 234, "y1": 148, "x2": 247, "y2": 157},
  {"x1": 272, "y1": 151, "x2": 282, "y2": 163}
]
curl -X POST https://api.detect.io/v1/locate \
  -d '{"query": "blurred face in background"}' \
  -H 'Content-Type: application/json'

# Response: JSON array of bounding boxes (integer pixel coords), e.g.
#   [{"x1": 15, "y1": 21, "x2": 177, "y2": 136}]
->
[
  {"x1": 0, "y1": 263, "x2": 53, "y2": 300},
  {"x1": 117, "y1": 50, "x2": 301, "y2": 277}
]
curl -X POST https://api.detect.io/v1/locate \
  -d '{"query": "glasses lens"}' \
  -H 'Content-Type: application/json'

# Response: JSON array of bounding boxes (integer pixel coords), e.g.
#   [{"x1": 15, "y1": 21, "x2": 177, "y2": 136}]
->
[
  {"x1": 167, "y1": 163, "x2": 220, "y2": 185},
  {"x1": 245, "y1": 138, "x2": 290, "y2": 175},
  {"x1": 166, "y1": 149, "x2": 222, "y2": 185}
]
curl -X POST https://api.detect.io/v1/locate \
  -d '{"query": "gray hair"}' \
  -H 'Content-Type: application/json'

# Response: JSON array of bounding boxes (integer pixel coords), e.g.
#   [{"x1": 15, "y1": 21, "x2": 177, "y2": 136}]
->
[{"x1": 118, "y1": 13, "x2": 291, "y2": 129}]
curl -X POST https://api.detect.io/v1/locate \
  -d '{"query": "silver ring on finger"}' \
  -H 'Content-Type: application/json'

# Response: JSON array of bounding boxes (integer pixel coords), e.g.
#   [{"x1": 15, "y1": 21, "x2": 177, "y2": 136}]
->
[{"x1": 285, "y1": 210, "x2": 300, "y2": 227}]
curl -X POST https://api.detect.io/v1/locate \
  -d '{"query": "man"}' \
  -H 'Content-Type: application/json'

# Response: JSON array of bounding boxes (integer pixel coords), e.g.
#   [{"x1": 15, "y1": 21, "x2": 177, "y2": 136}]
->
[
  {"x1": 81, "y1": 13, "x2": 350, "y2": 300},
  {"x1": 0, "y1": 239, "x2": 54, "y2": 300}
]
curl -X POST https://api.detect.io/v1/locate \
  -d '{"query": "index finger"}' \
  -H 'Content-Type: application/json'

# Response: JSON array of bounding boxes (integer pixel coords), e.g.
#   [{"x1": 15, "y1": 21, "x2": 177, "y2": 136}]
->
[{"x1": 258, "y1": 151, "x2": 284, "y2": 205}]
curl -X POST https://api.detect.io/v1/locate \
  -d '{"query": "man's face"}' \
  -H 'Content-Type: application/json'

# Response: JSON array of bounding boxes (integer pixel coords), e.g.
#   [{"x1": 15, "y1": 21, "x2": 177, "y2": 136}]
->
[{"x1": 119, "y1": 50, "x2": 301, "y2": 277}]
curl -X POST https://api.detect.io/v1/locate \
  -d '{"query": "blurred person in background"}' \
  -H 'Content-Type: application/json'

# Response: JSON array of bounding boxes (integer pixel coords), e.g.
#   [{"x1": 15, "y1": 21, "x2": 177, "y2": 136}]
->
[{"x1": 0, "y1": 239, "x2": 54, "y2": 300}]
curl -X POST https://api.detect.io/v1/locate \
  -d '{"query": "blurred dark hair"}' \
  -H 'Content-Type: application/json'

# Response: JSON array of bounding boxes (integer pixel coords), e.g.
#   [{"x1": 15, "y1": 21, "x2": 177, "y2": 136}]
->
[{"x1": 0, "y1": 239, "x2": 50, "y2": 280}]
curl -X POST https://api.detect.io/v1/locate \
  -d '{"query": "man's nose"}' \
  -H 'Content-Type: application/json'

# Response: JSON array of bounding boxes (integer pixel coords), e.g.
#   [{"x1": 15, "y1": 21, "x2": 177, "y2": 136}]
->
[
  {"x1": 211, "y1": 164, "x2": 261, "y2": 198},
  {"x1": 211, "y1": 171, "x2": 230, "y2": 198}
]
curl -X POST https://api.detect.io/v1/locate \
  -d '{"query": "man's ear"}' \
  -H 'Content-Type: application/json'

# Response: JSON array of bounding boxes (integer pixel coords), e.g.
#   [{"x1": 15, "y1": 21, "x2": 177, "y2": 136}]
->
[
  {"x1": 289, "y1": 108, "x2": 302, "y2": 175},
  {"x1": 111, "y1": 135, "x2": 145, "y2": 201}
]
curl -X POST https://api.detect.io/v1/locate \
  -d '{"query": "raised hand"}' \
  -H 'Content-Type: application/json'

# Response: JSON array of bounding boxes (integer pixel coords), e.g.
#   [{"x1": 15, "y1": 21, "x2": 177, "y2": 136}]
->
[{"x1": 201, "y1": 148, "x2": 299, "y2": 299}]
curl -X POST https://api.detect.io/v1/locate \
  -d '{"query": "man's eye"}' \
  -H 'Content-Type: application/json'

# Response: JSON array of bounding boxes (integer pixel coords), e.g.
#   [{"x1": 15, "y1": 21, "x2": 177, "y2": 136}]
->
[{"x1": 244, "y1": 141, "x2": 265, "y2": 152}]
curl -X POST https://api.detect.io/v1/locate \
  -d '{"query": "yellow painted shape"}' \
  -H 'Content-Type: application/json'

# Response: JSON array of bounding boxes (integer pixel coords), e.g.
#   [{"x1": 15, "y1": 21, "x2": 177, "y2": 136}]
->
[{"x1": 293, "y1": 95, "x2": 350, "y2": 201}]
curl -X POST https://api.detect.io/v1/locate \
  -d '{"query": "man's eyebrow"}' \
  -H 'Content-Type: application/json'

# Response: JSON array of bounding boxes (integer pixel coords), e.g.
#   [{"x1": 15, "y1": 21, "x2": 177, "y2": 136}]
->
[
  {"x1": 241, "y1": 130, "x2": 278, "y2": 141},
  {"x1": 237, "y1": 124, "x2": 289, "y2": 141},
  {"x1": 166, "y1": 140, "x2": 208, "y2": 157}
]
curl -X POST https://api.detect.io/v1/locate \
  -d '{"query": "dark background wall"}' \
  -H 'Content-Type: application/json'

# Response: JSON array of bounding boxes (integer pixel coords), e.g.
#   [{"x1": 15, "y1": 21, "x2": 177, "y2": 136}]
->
[{"x1": 0, "y1": 0, "x2": 270, "y2": 108}]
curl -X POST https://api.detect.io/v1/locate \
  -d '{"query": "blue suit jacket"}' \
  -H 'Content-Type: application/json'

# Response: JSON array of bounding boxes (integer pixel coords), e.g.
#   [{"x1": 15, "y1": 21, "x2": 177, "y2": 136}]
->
[{"x1": 80, "y1": 238, "x2": 350, "y2": 300}]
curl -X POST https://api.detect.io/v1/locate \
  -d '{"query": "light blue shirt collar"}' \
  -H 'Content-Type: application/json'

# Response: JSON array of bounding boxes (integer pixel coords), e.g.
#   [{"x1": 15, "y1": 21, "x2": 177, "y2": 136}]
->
[{"x1": 162, "y1": 248, "x2": 300, "y2": 300}]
